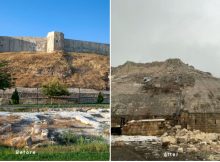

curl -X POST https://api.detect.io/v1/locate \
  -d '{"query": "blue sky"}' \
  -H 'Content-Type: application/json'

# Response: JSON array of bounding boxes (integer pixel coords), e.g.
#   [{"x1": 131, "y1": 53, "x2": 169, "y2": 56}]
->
[{"x1": 0, "y1": 0, "x2": 109, "y2": 43}]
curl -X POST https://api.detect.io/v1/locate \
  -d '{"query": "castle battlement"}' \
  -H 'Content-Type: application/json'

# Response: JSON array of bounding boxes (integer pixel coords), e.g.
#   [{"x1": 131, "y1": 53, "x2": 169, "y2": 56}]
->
[{"x1": 0, "y1": 31, "x2": 109, "y2": 55}]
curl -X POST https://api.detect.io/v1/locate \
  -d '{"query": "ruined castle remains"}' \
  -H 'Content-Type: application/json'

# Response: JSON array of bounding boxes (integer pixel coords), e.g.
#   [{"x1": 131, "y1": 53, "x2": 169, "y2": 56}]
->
[
  {"x1": 0, "y1": 31, "x2": 109, "y2": 55},
  {"x1": 111, "y1": 59, "x2": 220, "y2": 134}
]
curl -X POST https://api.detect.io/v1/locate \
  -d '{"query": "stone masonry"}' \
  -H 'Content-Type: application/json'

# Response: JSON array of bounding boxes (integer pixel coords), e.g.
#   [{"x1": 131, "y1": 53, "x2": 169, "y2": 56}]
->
[
  {"x1": 122, "y1": 119, "x2": 166, "y2": 136},
  {"x1": 47, "y1": 32, "x2": 64, "y2": 53},
  {"x1": 0, "y1": 31, "x2": 109, "y2": 55}
]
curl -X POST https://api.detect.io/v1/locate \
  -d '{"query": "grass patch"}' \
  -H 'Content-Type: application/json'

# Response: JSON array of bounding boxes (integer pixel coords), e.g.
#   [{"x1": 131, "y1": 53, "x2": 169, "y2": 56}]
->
[
  {"x1": 0, "y1": 142, "x2": 109, "y2": 160},
  {"x1": 0, "y1": 132, "x2": 109, "y2": 160},
  {"x1": 0, "y1": 149, "x2": 109, "y2": 160}
]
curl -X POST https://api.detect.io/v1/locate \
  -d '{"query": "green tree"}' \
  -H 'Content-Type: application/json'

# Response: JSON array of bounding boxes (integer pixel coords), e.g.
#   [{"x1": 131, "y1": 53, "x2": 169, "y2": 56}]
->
[
  {"x1": 0, "y1": 61, "x2": 13, "y2": 90},
  {"x1": 11, "y1": 88, "x2": 19, "y2": 104},
  {"x1": 42, "y1": 78, "x2": 70, "y2": 97},
  {"x1": 97, "y1": 92, "x2": 104, "y2": 104}
]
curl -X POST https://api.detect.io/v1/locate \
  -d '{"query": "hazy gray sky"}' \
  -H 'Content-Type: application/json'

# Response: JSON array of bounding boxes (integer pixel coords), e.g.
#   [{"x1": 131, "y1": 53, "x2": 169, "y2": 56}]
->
[{"x1": 111, "y1": 0, "x2": 220, "y2": 77}]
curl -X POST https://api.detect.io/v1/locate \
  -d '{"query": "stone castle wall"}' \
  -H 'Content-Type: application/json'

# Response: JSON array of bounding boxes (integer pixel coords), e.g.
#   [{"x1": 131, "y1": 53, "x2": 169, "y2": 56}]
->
[
  {"x1": 0, "y1": 37, "x2": 47, "y2": 52},
  {"x1": 179, "y1": 111, "x2": 220, "y2": 133},
  {"x1": 122, "y1": 119, "x2": 166, "y2": 136},
  {"x1": 64, "y1": 39, "x2": 109, "y2": 55},
  {"x1": 0, "y1": 31, "x2": 109, "y2": 55}
]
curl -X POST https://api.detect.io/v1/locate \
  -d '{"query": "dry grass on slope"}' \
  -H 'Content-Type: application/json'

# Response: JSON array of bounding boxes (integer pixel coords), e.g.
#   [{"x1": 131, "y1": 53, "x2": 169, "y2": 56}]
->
[{"x1": 0, "y1": 52, "x2": 109, "y2": 90}]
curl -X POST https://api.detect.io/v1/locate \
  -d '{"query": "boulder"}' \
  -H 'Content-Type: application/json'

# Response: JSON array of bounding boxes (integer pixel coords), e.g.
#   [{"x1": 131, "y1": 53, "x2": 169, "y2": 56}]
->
[
  {"x1": 177, "y1": 136, "x2": 188, "y2": 144},
  {"x1": 206, "y1": 133, "x2": 218, "y2": 142},
  {"x1": 176, "y1": 128, "x2": 188, "y2": 136},
  {"x1": 190, "y1": 132, "x2": 206, "y2": 142},
  {"x1": 200, "y1": 141, "x2": 207, "y2": 145},
  {"x1": 193, "y1": 130, "x2": 201, "y2": 135},
  {"x1": 161, "y1": 132, "x2": 168, "y2": 137},
  {"x1": 186, "y1": 146, "x2": 198, "y2": 153},
  {"x1": 188, "y1": 137, "x2": 199, "y2": 144},
  {"x1": 161, "y1": 136, "x2": 177, "y2": 145},
  {"x1": 177, "y1": 147, "x2": 184, "y2": 153},
  {"x1": 175, "y1": 125, "x2": 182, "y2": 129},
  {"x1": 168, "y1": 144, "x2": 179, "y2": 151}
]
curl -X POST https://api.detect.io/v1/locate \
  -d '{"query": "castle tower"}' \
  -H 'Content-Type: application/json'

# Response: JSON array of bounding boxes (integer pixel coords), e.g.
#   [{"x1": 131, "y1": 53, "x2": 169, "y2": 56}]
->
[{"x1": 47, "y1": 31, "x2": 64, "y2": 53}]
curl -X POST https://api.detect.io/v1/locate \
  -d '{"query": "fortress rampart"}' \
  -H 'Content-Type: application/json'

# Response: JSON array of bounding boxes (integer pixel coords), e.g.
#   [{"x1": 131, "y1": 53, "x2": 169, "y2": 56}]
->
[{"x1": 0, "y1": 31, "x2": 109, "y2": 55}]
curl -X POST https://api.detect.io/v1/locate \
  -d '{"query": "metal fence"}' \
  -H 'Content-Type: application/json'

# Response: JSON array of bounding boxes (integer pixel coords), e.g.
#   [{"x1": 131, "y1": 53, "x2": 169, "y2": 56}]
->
[{"x1": 0, "y1": 87, "x2": 109, "y2": 105}]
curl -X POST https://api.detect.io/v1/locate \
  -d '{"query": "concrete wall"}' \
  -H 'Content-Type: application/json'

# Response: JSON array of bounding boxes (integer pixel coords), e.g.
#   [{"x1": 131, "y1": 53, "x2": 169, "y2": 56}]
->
[
  {"x1": 64, "y1": 39, "x2": 109, "y2": 55},
  {"x1": 0, "y1": 36, "x2": 46, "y2": 52}
]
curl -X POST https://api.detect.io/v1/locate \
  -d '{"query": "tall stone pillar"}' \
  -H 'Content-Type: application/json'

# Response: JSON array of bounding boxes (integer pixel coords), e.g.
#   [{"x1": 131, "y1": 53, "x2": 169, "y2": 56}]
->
[{"x1": 47, "y1": 31, "x2": 64, "y2": 53}]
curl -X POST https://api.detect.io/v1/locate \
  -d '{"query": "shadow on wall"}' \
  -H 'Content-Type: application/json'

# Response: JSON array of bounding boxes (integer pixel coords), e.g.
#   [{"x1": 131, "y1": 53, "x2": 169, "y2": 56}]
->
[{"x1": 0, "y1": 36, "x2": 47, "y2": 52}]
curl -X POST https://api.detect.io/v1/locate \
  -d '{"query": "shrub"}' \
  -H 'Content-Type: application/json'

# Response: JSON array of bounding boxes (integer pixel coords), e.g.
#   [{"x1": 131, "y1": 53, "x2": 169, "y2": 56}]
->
[
  {"x1": 11, "y1": 88, "x2": 19, "y2": 104},
  {"x1": 57, "y1": 131, "x2": 78, "y2": 145},
  {"x1": 97, "y1": 92, "x2": 104, "y2": 104},
  {"x1": 0, "y1": 61, "x2": 14, "y2": 90},
  {"x1": 57, "y1": 131, "x2": 105, "y2": 145},
  {"x1": 42, "y1": 78, "x2": 70, "y2": 97}
]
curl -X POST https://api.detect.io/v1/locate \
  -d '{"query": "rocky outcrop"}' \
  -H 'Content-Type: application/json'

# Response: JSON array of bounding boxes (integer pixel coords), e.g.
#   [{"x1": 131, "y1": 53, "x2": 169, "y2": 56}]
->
[
  {"x1": 0, "y1": 135, "x2": 32, "y2": 148},
  {"x1": 0, "y1": 124, "x2": 11, "y2": 134},
  {"x1": 0, "y1": 108, "x2": 110, "y2": 148}
]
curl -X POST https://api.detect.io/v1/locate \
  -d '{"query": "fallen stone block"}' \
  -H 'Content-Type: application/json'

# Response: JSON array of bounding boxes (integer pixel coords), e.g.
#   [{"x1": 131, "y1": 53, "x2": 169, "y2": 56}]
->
[
  {"x1": 161, "y1": 136, "x2": 177, "y2": 145},
  {"x1": 175, "y1": 125, "x2": 181, "y2": 129},
  {"x1": 177, "y1": 147, "x2": 184, "y2": 153},
  {"x1": 186, "y1": 147, "x2": 198, "y2": 153},
  {"x1": 177, "y1": 136, "x2": 188, "y2": 144}
]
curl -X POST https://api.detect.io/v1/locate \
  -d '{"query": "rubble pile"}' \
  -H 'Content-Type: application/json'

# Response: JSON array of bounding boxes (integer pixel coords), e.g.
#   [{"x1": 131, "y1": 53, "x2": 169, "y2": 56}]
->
[{"x1": 161, "y1": 125, "x2": 220, "y2": 154}]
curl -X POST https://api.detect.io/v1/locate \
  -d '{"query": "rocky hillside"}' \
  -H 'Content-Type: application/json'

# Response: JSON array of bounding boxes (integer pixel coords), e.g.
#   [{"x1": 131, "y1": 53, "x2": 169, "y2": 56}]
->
[
  {"x1": 0, "y1": 52, "x2": 109, "y2": 90},
  {"x1": 112, "y1": 59, "x2": 220, "y2": 119}
]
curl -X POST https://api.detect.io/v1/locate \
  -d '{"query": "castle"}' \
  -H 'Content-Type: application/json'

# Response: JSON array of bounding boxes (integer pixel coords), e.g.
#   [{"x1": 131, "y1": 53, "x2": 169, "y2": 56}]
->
[{"x1": 0, "y1": 31, "x2": 109, "y2": 55}]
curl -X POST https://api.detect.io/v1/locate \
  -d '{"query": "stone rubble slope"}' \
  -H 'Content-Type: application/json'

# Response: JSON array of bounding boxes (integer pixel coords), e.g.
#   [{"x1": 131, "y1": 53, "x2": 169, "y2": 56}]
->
[{"x1": 112, "y1": 58, "x2": 220, "y2": 121}]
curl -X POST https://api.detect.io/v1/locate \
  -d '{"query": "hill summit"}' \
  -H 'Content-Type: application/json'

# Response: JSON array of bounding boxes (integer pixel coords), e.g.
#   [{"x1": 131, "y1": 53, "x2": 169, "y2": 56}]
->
[{"x1": 112, "y1": 58, "x2": 220, "y2": 127}]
